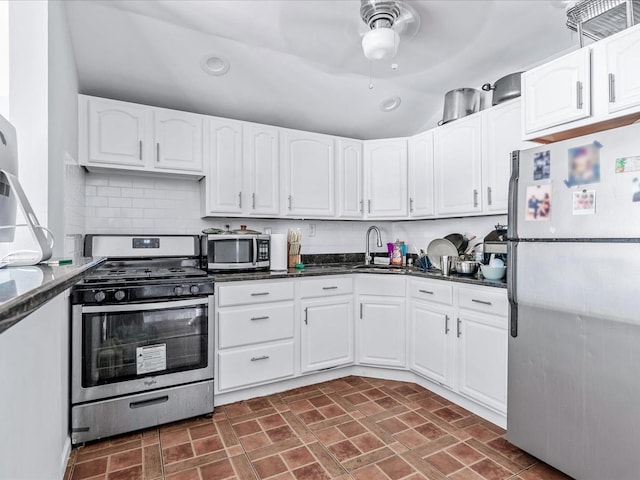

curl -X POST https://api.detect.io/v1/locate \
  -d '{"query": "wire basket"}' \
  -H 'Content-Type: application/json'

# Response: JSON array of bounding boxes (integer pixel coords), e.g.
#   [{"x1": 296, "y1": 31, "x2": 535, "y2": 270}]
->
[{"x1": 566, "y1": 0, "x2": 640, "y2": 45}]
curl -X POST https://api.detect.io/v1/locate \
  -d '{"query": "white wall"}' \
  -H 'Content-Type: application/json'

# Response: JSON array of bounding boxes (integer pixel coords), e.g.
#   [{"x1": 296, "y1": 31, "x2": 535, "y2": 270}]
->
[
  {"x1": 84, "y1": 171, "x2": 505, "y2": 256},
  {"x1": 0, "y1": 1, "x2": 9, "y2": 119}
]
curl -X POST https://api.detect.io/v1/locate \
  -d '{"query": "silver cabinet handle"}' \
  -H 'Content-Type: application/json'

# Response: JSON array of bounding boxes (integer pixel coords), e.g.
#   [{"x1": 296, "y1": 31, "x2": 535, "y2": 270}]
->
[
  {"x1": 252, "y1": 193, "x2": 256, "y2": 210},
  {"x1": 322, "y1": 286, "x2": 338, "y2": 290},
  {"x1": 368, "y1": 200, "x2": 372, "y2": 214},
  {"x1": 409, "y1": 197, "x2": 414, "y2": 212},
  {"x1": 250, "y1": 316, "x2": 269, "y2": 321},
  {"x1": 608, "y1": 73, "x2": 616, "y2": 103},
  {"x1": 456, "y1": 318, "x2": 462, "y2": 338},
  {"x1": 288, "y1": 195, "x2": 292, "y2": 210},
  {"x1": 360, "y1": 200, "x2": 364, "y2": 213},
  {"x1": 487, "y1": 187, "x2": 492, "y2": 206},
  {"x1": 304, "y1": 307, "x2": 308, "y2": 325},
  {"x1": 360, "y1": 303, "x2": 363, "y2": 319},
  {"x1": 156, "y1": 143, "x2": 160, "y2": 162},
  {"x1": 251, "y1": 355, "x2": 269, "y2": 362},
  {"x1": 473, "y1": 189, "x2": 478, "y2": 208},
  {"x1": 250, "y1": 292, "x2": 269, "y2": 297},
  {"x1": 576, "y1": 81, "x2": 583, "y2": 110},
  {"x1": 418, "y1": 289, "x2": 434, "y2": 295},
  {"x1": 238, "y1": 192, "x2": 242, "y2": 209},
  {"x1": 471, "y1": 299, "x2": 492, "y2": 306},
  {"x1": 445, "y1": 315, "x2": 450, "y2": 334},
  {"x1": 139, "y1": 140, "x2": 143, "y2": 160}
]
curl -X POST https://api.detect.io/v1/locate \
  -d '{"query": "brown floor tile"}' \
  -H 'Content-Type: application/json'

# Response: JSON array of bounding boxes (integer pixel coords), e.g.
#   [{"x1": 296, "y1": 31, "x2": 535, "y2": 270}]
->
[
  {"x1": 414, "y1": 422, "x2": 446, "y2": 441},
  {"x1": 108, "y1": 449, "x2": 142, "y2": 472},
  {"x1": 292, "y1": 463, "x2": 330, "y2": 480},
  {"x1": 449, "y1": 468, "x2": 485, "y2": 480},
  {"x1": 189, "y1": 423, "x2": 218, "y2": 441},
  {"x1": 470, "y1": 458, "x2": 512, "y2": 480},
  {"x1": 253, "y1": 455, "x2": 288, "y2": 479},
  {"x1": 377, "y1": 417, "x2": 408, "y2": 435},
  {"x1": 343, "y1": 393, "x2": 368, "y2": 405},
  {"x1": 433, "y1": 406, "x2": 464, "y2": 422},
  {"x1": 165, "y1": 468, "x2": 200, "y2": 480},
  {"x1": 259, "y1": 414, "x2": 287, "y2": 430},
  {"x1": 281, "y1": 446, "x2": 316, "y2": 469},
  {"x1": 200, "y1": 458, "x2": 236, "y2": 480},
  {"x1": 377, "y1": 455, "x2": 416, "y2": 479},
  {"x1": 230, "y1": 454, "x2": 259, "y2": 480},
  {"x1": 425, "y1": 451, "x2": 464, "y2": 475},
  {"x1": 519, "y1": 463, "x2": 574, "y2": 480},
  {"x1": 193, "y1": 435, "x2": 224, "y2": 456},
  {"x1": 485, "y1": 437, "x2": 535, "y2": 468},
  {"x1": 143, "y1": 444, "x2": 163, "y2": 479},
  {"x1": 316, "y1": 426, "x2": 347, "y2": 445},
  {"x1": 357, "y1": 401, "x2": 385, "y2": 416},
  {"x1": 337, "y1": 420, "x2": 367, "y2": 438},
  {"x1": 396, "y1": 412, "x2": 427, "y2": 428},
  {"x1": 464, "y1": 425, "x2": 500, "y2": 443},
  {"x1": 299, "y1": 410, "x2": 326, "y2": 424},
  {"x1": 393, "y1": 429, "x2": 429, "y2": 449},
  {"x1": 352, "y1": 464, "x2": 388, "y2": 480},
  {"x1": 328, "y1": 440, "x2": 362, "y2": 462},
  {"x1": 163, "y1": 443, "x2": 194, "y2": 464},
  {"x1": 446, "y1": 443, "x2": 484, "y2": 466},
  {"x1": 72, "y1": 458, "x2": 108, "y2": 480},
  {"x1": 234, "y1": 420, "x2": 262, "y2": 437},
  {"x1": 267, "y1": 425, "x2": 296, "y2": 443},
  {"x1": 160, "y1": 430, "x2": 191, "y2": 448},
  {"x1": 240, "y1": 432, "x2": 272, "y2": 451},
  {"x1": 107, "y1": 465, "x2": 143, "y2": 480},
  {"x1": 351, "y1": 433, "x2": 384, "y2": 453}
]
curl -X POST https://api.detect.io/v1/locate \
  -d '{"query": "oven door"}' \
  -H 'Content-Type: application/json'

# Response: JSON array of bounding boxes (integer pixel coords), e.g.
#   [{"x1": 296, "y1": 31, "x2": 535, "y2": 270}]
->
[
  {"x1": 72, "y1": 296, "x2": 213, "y2": 404},
  {"x1": 207, "y1": 236, "x2": 257, "y2": 270}
]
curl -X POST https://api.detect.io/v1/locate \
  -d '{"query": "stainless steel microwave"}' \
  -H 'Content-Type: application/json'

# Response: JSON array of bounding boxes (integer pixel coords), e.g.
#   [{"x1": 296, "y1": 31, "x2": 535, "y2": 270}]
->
[{"x1": 203, "y1": 234, "x2": 270, "y2": 271}]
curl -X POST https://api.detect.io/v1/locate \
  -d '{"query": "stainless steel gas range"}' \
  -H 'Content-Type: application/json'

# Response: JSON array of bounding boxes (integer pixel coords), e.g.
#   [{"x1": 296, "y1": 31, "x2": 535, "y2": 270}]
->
[{"x1": 70, "y1": 234, "x2": 214, "y2": 444}]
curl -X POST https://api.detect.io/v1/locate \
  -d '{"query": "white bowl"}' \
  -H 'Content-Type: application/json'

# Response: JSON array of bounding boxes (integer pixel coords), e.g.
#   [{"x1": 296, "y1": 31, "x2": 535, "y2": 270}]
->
[{"x1": 480, "y1": 265, "x2": 506, "y2": 281}]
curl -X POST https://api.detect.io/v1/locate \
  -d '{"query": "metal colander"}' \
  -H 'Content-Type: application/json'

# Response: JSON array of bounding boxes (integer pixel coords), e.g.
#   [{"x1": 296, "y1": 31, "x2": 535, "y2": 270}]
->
[{"x1": 566, "y1": 0, "x2": 639, "y2": 45}]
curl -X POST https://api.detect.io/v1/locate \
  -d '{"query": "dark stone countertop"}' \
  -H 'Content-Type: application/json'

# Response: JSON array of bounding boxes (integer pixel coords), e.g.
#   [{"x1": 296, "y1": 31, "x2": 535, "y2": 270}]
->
[
  {"x1": 0, "y1": 256, "x2": 107, "y2": 335},
  {"x1": 211, "y1": 264, "x2": 507, "y2": 289}
]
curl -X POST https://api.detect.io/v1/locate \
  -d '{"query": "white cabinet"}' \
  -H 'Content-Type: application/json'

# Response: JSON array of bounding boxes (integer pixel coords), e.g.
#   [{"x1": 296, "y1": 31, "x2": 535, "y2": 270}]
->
[
  {"x1": 358, "y1": 297, "x2": 406, "y2": 368},
  {"x1": 282, "y1": 130, "x2": 335, "y2": 217},
  {"x1": 457, "y1": 312, "x2": 508, "y2": 414},
  {"x1": 244, "y1": 124, "x2": 280, "y2": 215},
  {"x1": 434, "y1": 115, "x2": 483, "y2": 216},
  {"x1": 337, "y1": 139, "x2": 364, "y2": 218},
  {"x1": 301, "y1": 297, "x2": 354, "y2": 373},
  {"x1": 606, "y1": 26, "x2": 640, "y2": 113},
  {"x1": 410, "y1": 301, "x2": 454, "y2": 388},
  {"x1": 408, "y1": 131, "x2": 435, "y2": 218},
  {"x1": 205, "y1": 119, "x2": 243, "y2": 214},
  {"x1": 85, "y1": 97, "x2": 147, "y2": 167},
  {"x1": 363, "y1": 139, "x2": 408, "y2": 218},
  {"x1": 522, "y1": 48, "x2": 592, "y2": 134},
  {"x1": 79, "y1": 95, "x2": 205, "y2": 176},
  {"x1": 153, "y1": 110, "x2": 204, "y2": 172},
  {"x1": 482, "y1": 101, "x2": 530, "y2": 214}
]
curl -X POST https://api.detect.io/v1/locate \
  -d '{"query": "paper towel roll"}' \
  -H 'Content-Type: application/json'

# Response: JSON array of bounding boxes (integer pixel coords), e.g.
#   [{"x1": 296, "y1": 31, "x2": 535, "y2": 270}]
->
[{"x1": 270, "y1": 234, "x2": 287, "y2": 271}]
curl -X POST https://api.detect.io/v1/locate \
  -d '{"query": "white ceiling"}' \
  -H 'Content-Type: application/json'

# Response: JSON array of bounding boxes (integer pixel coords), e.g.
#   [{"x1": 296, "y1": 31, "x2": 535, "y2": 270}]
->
[{"x1": 65, "y1": 0, "x2": 578, "y2": 140}]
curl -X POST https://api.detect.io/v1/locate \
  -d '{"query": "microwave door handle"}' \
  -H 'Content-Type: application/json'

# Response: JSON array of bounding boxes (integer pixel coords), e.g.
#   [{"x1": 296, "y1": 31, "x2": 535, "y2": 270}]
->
[{"x1": 253, "y1": 237, "x2": 258, "y2": 266}]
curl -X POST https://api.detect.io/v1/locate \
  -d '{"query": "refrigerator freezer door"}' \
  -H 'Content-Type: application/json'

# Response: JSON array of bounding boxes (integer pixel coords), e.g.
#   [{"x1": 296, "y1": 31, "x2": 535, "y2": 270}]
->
[
  {"x1": 516, "y1": 123, "x2": 640, "y2": 240},
  {"x1": 508, "y1": 241, "x2": 640, "y2": 480}
]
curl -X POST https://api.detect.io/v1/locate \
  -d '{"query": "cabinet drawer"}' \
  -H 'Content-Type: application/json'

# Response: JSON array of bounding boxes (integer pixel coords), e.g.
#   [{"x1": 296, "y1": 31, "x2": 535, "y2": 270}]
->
[
  {"x1": 217, "y1": 281, "x2": 294, "y2": 307},
  {"x1": 409, "y1": 279, "x2": 453, "y2": 305},
  {"x1": 357, "y1": 275, "x2": 406, "y2": 296},
  {"x1": 301, "y1": 277, "x2": 353, "y2": 298},
  {"x1": 218, "y1": 303, "x2": 294, "y2": 349},
  {"x1": 458, "y1": 285, "x2": 508, "y2": 317},
  {"x1": 217, "y1": 342, "x2": 295, "y2": 391}
]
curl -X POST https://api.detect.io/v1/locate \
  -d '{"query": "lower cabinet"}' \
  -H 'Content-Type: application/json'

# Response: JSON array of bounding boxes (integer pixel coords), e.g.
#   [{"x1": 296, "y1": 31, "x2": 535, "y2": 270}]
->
[{"x1": 301, "y1": 296, "x2": 354, "y2": 373}]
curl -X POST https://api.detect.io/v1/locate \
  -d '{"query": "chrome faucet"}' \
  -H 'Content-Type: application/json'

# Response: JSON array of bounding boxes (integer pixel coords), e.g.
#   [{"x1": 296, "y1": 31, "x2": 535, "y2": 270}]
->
[{"x1": 364, "y1": 225, "x2": 383, "y2": 265}]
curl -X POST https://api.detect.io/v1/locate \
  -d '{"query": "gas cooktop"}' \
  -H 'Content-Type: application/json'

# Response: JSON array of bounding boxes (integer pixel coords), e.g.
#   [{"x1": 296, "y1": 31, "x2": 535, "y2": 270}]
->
[{"x1": 84, "y1": 265, "x2": 207, "y2": 283}]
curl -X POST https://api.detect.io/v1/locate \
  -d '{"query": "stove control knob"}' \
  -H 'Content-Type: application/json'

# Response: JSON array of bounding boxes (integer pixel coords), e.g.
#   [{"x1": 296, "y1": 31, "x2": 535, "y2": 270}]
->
[
  {"x1": 190, "y1": 286, "x2": 200, "y2": 295},
  {"x1": 114, "y1": 290, "x2": 126, "y2": 301},
  {"x1": 174, "y1": 286, "x2": 184, "y2": 296},
  {"x1": 94, "y1": 291, "x2": 106, "y2": 303}
]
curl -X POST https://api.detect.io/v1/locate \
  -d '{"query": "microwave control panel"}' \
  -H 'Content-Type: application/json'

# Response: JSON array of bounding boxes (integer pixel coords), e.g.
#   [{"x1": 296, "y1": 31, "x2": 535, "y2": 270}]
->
[{"x1": 257, "y1": 239, "x2": 270, "y2": 262}]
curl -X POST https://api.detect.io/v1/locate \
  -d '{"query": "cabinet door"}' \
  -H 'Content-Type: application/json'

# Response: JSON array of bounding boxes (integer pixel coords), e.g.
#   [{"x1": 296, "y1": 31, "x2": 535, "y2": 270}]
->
[
  {"x1": 408, "y1": 131, "x2": 435, "y2": 218},
  {"x1": 364, "y1": 139, "x2": 408, "y2": 218},
  {"x1": 482, "y1": 101, "x2": 531, "y2": 214},
  {"x1": 154, "y1": 110, "x2": 204, "y2": 172},
  {"x1": 357, "y1": 296, "x2": 406, "y2": 368},
  {"x1": 301, "y1": 297, "x2": 354, "y2": 373},
  {"x1": 606, "y1": 27, "x2": 640, "y2": 114},
  {"x1": 434, "y1": 115, "x2": 482, "y2": 215},
  {"x1": 282, "y1": 130, "x2": 335, "y2": 217},
  {"x1": 207, "y1": 119, "x2": 243, "y2": 214},
  {"x1": 522, "y1": 48, "x2": 591, "y2": 134},
  {"x1": 244, "y1": 124, "x2": 279, "y2": 215},
  {"x1": 410, "y1": 301, "x2": 454, "y2": 388},
  {"x1": 337, "y1": 139, "x2": 364, "y2": 218},
  {"x1": 87, "y1": 98, "x2": 147, "y2": 167},
  {"x1": 457, "y1": 312, "x2": 508, "y2": 413}
]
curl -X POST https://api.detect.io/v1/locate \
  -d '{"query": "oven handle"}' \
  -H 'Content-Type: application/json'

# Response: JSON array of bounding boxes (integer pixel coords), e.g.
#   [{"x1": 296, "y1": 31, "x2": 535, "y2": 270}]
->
[{"x1": 82, "y1": 297, "x2": 209, "y2": 314}]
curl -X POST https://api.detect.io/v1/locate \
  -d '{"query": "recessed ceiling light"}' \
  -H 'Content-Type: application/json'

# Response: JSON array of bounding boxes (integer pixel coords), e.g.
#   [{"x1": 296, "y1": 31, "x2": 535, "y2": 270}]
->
[
  {"x1": 380, "y1": 96, "x2": 401, "y2": 112},
  {"x1": 200, "y1": 55, "x2": 230, "y2": 76}
]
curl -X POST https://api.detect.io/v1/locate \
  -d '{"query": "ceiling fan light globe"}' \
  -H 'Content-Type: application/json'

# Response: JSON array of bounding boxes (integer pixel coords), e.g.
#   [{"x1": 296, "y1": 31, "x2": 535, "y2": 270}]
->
[{"x1": 362, "y1": 27, "x2": 399, "y2": 60}]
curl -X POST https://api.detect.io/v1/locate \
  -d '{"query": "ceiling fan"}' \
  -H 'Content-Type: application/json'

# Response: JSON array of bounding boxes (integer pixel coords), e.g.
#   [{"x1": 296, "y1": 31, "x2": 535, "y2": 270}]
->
[{"x1": 359, "y1": 0, "x2": 421, "y2": 61}]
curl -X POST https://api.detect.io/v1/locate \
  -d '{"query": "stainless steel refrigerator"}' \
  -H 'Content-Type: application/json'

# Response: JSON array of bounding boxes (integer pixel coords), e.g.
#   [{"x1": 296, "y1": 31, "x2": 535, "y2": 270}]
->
[{"x1": 507, "y1": 123, "x2": 640, "y2": 480}]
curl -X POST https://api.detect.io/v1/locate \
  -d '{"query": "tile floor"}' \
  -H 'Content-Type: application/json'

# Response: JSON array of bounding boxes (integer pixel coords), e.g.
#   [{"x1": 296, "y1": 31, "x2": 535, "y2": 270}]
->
[{"x1": 64, "y1": 376, "x2": 573, "y2": 480}]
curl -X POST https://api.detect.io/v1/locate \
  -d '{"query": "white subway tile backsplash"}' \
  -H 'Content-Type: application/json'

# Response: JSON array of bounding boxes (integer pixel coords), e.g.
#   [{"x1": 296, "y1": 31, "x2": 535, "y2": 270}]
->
[
  {"x1": 96, "y1": 186, "x2": 121, "y2": 197},
  {"x1": 95, "y1": 207, "x2": 121, "y2": 218},
  {"x1": 144, "y1": 189, "x2": 167, "y2": 199},
  {"x1": 120, "y1": 188, "x2": 144, "y2": 198},
  {"x1": 85, "y1": 185, "x2": 97, "y2": 196},
  {"x1": 131, "y1": 198, "x2": 156, "y2": 209},
  {"x1": 85, "y1": 176, "x2": 109, "y2": 186},
  {"x1": 86, "y1": 196, "x2": 108, "y2": 207},
  {"x1": 119, "y1": 208, "x2": 144, "y2": 218},
  {"x1": 154, "y1": 199, "x2": 177, "y2": 209},
  {"x1": 108, "y1": 176, "x2": 133, "y2": 187},
  {"x1": 142, "y1": 208, "x2": 169, "y2": 218},
  {"x1": 108, "y1": 197, "x2": 132, "y2": 208},
  {"x1": 132, "y1": 177, "x2": 154, "y2": 188},
  {"x1": 107, "y1": 217, "x2": 133, "y2": 229}
]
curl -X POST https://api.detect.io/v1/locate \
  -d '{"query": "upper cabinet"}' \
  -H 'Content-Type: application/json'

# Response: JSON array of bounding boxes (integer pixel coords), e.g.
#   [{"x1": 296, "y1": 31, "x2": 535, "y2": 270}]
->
[
  {"x1": 86, "y1": 97, "x2": 147, "y2": 168},
  {"x1": 408, "y1": 131, "x2": 435, "y2": 218},
  {"x1": 522, "y1": 24, "x2": 640, "y2": 142},
  {"x1": 205, "y1": 119, "x2": 244, "y2": 215},
  {"x1": 282, "y1": 130, "x2": 335, "y2": 218},
  {"x1": 244, "y1": 124, "x2": 280, "y2": 216},
  {"x1": 337, "y1": 139, "x2": 364, "y2": 219},
  {"x1": 363, "y1": 139, "x2": 408, "y2": 219},
  {"x1": 434, "y1": 115, "x2": 483, "y2": 216},
  {"x1": 79, "y1": 95, "x2": 205, "y2": 176},
  {"x1": 522, "y1": 48, "x2": 592, "y2": 134},
  {"x1": 606, "y1": 26, "x2": 640, "y2": 114}
]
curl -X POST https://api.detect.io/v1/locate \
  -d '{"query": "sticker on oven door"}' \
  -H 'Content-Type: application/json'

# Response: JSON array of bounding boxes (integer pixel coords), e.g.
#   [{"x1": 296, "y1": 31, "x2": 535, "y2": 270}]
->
[{"x1": 136, "y1": 344, "x2": 167, "y2": 375}]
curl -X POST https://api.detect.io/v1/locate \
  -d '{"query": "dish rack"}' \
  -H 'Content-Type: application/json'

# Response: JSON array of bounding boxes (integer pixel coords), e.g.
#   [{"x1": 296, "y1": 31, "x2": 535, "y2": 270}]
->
[{"x1": 567, "y1": 0, "x2": 639, "y2": 46}]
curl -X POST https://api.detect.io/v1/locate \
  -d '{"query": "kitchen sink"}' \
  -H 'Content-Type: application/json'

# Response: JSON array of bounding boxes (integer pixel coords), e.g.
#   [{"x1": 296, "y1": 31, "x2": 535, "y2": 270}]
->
[{"x1": 349, "y1": 264, "x2": 408, "y2": 274}]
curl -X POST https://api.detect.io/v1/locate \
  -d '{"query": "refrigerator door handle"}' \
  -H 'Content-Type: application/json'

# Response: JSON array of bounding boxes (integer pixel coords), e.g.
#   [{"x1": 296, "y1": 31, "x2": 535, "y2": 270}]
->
[
  {"x1": 507, "y1": 150, "x2": 520, "y2": 240},
  {"x1": 507, "y1": 240, "x2": 518, "y2": 338}
]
